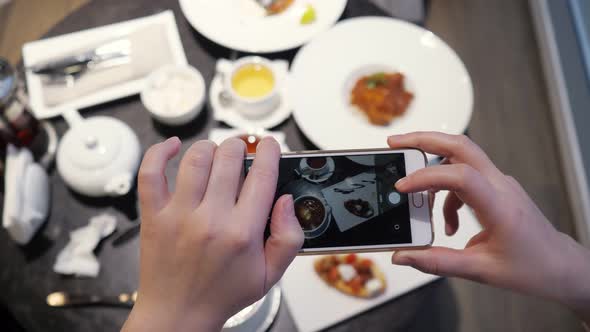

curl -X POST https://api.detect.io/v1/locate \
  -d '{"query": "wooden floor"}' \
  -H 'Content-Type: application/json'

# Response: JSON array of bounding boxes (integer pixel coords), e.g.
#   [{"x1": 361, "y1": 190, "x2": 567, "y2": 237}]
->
[
  {"x1": 0, "y1": 0, "x2": 88, "y2": 63},
  {"x1": 0, "y1": 0, "x2": 583, "y2": 331}
]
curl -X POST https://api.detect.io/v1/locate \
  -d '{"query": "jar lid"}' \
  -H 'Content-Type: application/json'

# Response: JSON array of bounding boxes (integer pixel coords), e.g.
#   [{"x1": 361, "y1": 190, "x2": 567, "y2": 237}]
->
[{"x1": 0, "y1": 58, "x2": 17, "y2": 108}]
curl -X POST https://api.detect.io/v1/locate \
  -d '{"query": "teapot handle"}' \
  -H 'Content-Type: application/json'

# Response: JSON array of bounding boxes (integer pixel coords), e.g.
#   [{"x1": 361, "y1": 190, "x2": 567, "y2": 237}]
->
[
  {"x1": 272, "y1": 60, "x2": 289, "y2": 76},
  {"x1": 216, "y1": 59, "x2": 233, "y2": 76},
  {"x1": 62, "y1": 109, "x2": 84, "y2": 128}
]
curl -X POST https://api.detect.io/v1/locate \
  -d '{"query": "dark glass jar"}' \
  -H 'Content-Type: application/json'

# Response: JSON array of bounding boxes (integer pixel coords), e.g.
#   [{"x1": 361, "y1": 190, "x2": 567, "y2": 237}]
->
[{"x1": 0, "y1": 58, "x2": 39, "y2": 147}]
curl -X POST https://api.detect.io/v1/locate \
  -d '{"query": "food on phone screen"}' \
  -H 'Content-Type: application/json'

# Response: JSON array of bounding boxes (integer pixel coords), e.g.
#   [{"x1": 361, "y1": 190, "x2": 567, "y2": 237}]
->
[
  {"x1": 294, "y1": 196, "x2": 326, "y2": 231},
  {"x1": 344, "y1": 199, "x2": 375, "y2": 218},
  {"x1": 350, "y1": 72, "x2": 413, "y2": 126},
  {"x1": 314, "y1": 254, "x2": 386, "y2": 298}
]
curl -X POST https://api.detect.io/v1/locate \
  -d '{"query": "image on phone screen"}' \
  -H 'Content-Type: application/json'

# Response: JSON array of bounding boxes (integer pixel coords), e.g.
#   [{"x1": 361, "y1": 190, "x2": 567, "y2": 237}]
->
[{"x1": 244, "y1": 152, "x2": 412, "y2": 250}]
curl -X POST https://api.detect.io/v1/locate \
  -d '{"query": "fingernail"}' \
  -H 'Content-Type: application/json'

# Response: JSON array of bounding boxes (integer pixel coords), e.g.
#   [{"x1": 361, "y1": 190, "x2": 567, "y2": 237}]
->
[
  {"x1": 257, "y1": 136, "x2": 278, "y2": 152},
  {"x1": 445, "y1": 223, "x2": 452, "y2": 236},
  {"x1": 395, "y1": 177, "x2": 407, "y2": 190},
  {"x1": 392, "y1": 251, "x2": 412, "y2": 265},
  {"x1": 166, "y1": 136, "x2": 180, "y2": 145},
  {"x1": 283, "y1": 194, "x2": 295, "y2": 219}
]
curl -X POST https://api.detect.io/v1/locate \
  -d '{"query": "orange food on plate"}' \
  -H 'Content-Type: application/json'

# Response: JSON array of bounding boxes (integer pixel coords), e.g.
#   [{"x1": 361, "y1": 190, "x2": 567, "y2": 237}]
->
[
  {"x1": 350, "y1": 72, "x2": 414, "y2": 126},
  {"x1": 314, "y1": 254, "x2": 386, "y2": 298},
  {"x1": 266, "y1": 0, "x2": 295, "y2": 15}
]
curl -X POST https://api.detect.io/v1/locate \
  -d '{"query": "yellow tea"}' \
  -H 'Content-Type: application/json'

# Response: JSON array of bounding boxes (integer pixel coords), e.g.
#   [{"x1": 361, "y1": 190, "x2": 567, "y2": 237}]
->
[{"x1": 231, "y1": 64, "x2": 275, "y2": 98}]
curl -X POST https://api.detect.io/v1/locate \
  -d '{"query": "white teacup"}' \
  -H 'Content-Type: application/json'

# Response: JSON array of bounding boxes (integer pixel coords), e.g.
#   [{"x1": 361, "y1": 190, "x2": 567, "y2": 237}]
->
[{"x1": 216, "y1": 56, "x2": 288, "y2": 118}]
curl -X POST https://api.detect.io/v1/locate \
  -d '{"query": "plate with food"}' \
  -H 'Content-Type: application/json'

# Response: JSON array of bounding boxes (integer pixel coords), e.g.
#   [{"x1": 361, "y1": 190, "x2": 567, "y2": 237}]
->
[
  {"x1": 314, "y1": 254, "x2": 386, "y2": 299},
  {"x1": 179, "y1": 0, "x2": 347, "y2": 53},
  {"x1": 290, "y1": 17, "x2": 473, "y2": 151}
]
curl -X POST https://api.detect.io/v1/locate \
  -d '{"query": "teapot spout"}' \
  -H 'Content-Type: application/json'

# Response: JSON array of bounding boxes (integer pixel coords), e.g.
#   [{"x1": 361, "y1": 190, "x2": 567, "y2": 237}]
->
[{"x1": 104, "y1": 173, "x2": 133, "y2": 196}]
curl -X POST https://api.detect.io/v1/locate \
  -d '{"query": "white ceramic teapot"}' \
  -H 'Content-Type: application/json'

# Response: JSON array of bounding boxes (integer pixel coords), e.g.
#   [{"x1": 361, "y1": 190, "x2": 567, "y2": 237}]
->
[{"x1": 57, "y1": 110, "x2": 141, "y2": 197}]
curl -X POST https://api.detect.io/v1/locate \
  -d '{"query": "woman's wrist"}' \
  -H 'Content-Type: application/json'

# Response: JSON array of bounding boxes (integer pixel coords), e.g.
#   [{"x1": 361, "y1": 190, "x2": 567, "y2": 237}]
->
[
  {"x1": 122, "y1": 301, "x2": 226, "y2": 332},
  {"x1": 555, "y1": 233, "x2": 590, "y2": 325}
]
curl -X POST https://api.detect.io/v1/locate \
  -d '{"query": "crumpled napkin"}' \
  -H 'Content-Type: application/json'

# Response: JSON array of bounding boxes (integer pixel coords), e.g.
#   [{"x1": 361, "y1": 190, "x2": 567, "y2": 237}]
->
[{"x1": 53, "y1": 213, "x2": 117, "y2": 278}]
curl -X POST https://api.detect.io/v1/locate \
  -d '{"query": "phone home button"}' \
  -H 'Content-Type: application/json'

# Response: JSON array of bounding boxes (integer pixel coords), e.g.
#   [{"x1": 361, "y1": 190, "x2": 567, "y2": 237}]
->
[{"x1": 411, "y1": 193, "x2": 424, "y2": 208}]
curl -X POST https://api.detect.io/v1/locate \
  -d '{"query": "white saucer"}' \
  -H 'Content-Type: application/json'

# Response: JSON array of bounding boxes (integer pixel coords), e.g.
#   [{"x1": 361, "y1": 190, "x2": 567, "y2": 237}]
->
[{"x1": 209, "y1": 74, "x2": 292, "y2": 131}]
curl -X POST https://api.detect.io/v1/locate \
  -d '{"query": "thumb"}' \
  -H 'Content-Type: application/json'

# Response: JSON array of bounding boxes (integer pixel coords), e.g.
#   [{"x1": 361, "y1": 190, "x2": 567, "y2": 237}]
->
[
  {"x1": 392, "y1": 247, "x2": 479, "y2": 280},
  {"x1": 264, "y1": 195, "x2": 304, "y2": 291}
]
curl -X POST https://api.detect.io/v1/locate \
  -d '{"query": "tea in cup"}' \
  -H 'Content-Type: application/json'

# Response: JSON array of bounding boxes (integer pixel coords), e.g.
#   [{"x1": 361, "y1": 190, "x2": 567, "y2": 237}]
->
[
  {"x1": 217, "y1": 56, "x2": 288, "y2": 118},
  {"x1": 300, "y1": 156, "x2": 331, "y2": 178}
]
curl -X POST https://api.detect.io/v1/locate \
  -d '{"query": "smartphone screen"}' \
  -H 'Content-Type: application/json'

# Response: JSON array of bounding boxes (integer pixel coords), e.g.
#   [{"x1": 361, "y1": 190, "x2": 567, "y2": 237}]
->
[{"x1": 245, "y1": 152, "x2": 413, "y2": 250}]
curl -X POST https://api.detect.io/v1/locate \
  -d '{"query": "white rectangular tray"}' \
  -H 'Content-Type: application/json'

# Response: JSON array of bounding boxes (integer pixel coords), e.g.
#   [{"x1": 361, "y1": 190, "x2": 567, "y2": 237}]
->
[{"x1": 22, "y1": 10, "x2": 188, "y2": 120}]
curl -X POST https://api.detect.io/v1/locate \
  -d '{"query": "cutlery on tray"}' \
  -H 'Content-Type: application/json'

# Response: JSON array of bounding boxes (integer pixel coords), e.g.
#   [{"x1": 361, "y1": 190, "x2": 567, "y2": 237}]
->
[
  {"x1": 46, "y1": 291, "x2": 137, "y2": 308},
  {"x1": 28, "y1": 39, "x2": 131, "y2": 79}
]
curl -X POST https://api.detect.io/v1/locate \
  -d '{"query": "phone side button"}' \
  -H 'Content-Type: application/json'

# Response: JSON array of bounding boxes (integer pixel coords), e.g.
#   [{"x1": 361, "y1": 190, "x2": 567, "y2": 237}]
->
[{"x1": 411, "y1": 193, "x2": 424, "y2": 208}]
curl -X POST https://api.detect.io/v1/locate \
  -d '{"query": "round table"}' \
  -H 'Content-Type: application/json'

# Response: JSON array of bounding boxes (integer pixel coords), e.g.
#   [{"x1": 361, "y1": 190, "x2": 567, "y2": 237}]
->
[{"x1": 0, "y1": 1, "x2": 460, "y2": 331}]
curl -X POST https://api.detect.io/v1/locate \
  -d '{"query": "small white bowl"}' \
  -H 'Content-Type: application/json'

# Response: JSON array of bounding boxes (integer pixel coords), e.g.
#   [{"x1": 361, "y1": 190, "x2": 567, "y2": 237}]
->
[{"x1": 141, "y1": 65, "x2": 205, "y2": 126}]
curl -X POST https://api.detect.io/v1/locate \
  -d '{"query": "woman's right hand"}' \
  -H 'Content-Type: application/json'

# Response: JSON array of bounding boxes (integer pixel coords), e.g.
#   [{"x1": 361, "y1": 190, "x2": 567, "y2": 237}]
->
[{"x1": 388, "y1": 132, "x2": 590, "y2": 324}]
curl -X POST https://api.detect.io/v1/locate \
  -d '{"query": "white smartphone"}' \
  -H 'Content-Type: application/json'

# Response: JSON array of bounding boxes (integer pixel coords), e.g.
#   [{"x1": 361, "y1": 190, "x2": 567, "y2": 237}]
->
[{"x1": 244, "y1": 148, "x2": 433, "y2": 254}]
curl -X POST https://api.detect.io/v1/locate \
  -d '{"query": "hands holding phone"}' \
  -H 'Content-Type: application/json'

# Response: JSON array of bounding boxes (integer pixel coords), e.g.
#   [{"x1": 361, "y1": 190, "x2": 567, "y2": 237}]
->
[
  {"x1": 123, "y1": 132, "x2": 590, "y2": 332},
  {"x1": 388, "y1": 132, "x2": 590, "y2": 325},
  {"x1": 122, "y1": 137, "x2": 303, "y2": 332}
]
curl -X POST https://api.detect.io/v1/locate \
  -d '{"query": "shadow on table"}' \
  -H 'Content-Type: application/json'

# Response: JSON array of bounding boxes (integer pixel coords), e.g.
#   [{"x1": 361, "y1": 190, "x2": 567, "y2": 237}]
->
[
  {"x1": 20, "y1": 218, "x2": 54, "y2": 263},
  {"x1": 0, "y1": 302, "x2": 25, "y2": 332},
  {"x1": 151, "y1": 105, "x2": 210, "y2": 139},
  {"x1": 325, "y1": 278, "x2": 460, "y2": 332},
  {"x1": 68, "y1": 186, "x2": 139, "y2": 221}
]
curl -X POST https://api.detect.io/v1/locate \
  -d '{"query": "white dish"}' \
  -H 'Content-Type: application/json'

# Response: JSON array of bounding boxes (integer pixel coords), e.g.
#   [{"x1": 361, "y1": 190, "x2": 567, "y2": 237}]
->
[
  {"x1": 290, "y1": 17, "x2": 474, "y2": 151},
  {"x1": 208, "y1": 128, "x2": 290, "y2": 152},
  {"x1": 209, "y1": 74, "x2": 292, "y2": 131},
  {"x1": 222, "y1": 286, "x2": 281, "y2": 332},
  {"x1": 179, "y1": 0, "x2": 347, "y2": 53},
  {"x1": 23, "y1": 11, "x2": 188, "y2": 120},
  {"x1": 141, "y1": 65, "x2": 205, "y2": 126}
]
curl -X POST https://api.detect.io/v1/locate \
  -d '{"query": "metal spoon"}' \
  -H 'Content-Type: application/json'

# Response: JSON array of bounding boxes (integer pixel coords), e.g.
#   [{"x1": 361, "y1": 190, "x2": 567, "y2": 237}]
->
[{"x1": 46, "y1": 291, "x2": 137, "y2": 308}]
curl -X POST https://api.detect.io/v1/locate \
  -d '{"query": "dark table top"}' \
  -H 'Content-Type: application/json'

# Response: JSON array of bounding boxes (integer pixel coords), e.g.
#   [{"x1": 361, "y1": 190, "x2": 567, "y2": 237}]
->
[
  {"x1": 0, "y1": 0, "x2": 458, "y2": 331},
  {"x1": 3, "y1": 0, "x2": 585, "y2": 331}
]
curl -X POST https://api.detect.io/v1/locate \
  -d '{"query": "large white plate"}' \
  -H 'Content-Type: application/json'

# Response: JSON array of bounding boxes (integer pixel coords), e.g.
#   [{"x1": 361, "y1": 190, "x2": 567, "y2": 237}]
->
[
  {"x1": 22, "y1": 11, "x2": 188, "y2": 120},
  {"x1": 289, "y1": 17, "x2": 474, "y2": 150},
  {"x1": 179, "y1": 0, "x2": 347, "y2": 53}
]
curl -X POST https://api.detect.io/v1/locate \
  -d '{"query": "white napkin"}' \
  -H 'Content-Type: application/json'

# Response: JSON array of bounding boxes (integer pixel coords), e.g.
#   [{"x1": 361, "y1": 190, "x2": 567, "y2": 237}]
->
[
  {"x1": 53, "y1": 213, "x2": 117, "y2": 278},
  {"x1": 2, "y1": 144, "x2": 50, "y2": 245}
]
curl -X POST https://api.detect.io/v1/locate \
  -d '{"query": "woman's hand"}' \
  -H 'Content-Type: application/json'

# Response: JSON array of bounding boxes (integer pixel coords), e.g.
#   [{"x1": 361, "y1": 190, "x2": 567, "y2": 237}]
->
[
  {"x1": 122, "y1": 137, "x2": 303, "y2": 332},
  {"x1": 388, "y1": 132, "x2": 590, "y2": 324}
]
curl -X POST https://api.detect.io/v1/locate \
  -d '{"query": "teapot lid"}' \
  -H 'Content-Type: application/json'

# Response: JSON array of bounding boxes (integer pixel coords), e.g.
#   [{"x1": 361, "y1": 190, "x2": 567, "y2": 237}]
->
[{"x1": 59, "y1": 117, "x2": 125, "y2": 170}]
